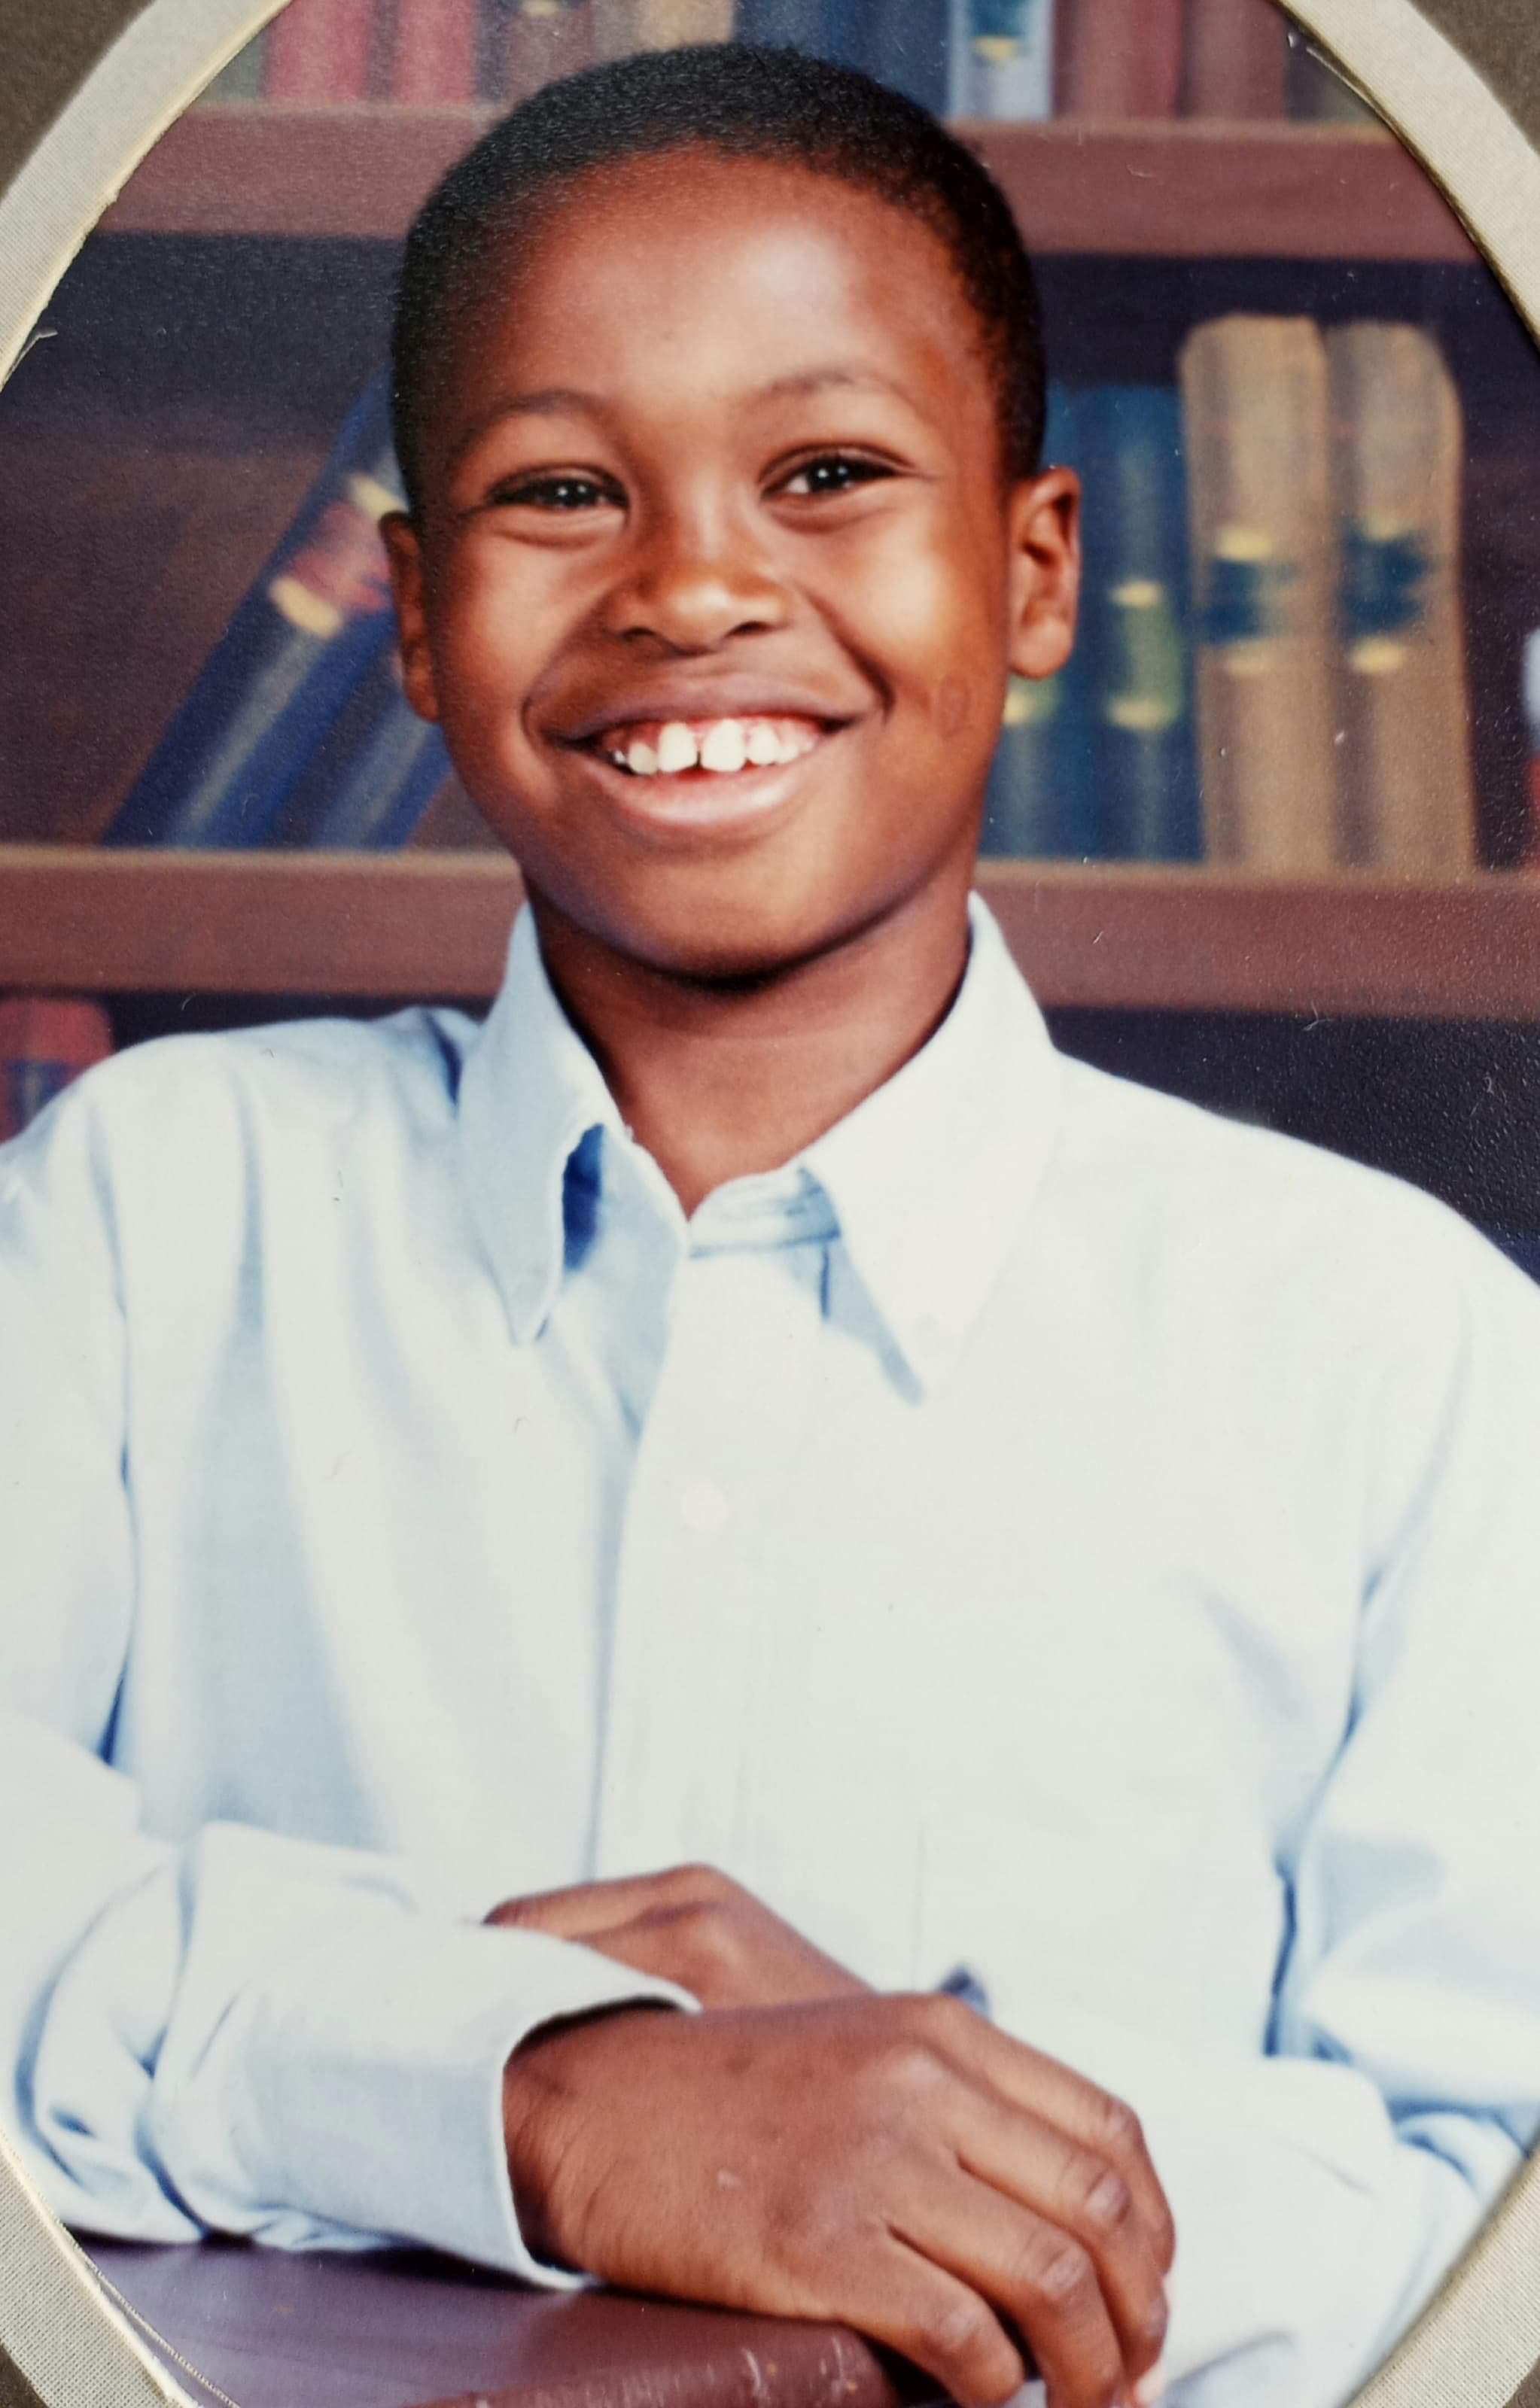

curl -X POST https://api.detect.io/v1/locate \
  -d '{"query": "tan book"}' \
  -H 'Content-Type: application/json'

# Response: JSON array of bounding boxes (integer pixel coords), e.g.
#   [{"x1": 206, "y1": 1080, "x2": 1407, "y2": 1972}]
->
[
  {"x1": 1179, "y1": 316, "x2": 1338, "y2": 871},
  {"x1": 631, "y1": 0, "x2": 734, "y2": 43},
  {"x1": 1326, "y1": 323, "x2": 1476, "y2": 874},
  {"x1": 1180, "y1": 0, "x2": 1288, "y2": 120},
  {"x1": 590, "y1": 0, "x2": 638, "y2": 57}
]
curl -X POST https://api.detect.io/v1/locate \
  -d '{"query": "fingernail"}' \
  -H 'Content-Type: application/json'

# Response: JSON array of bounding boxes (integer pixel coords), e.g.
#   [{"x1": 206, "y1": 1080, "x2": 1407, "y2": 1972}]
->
[{"x1": 1132, "y1": 2363, "x2": 1167, "y2": 2407}]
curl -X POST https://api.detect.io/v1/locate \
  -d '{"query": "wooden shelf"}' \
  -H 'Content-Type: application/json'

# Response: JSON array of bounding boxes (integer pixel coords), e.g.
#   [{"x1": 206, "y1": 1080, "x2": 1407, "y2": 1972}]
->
[
  {"x1": 3, "y1": 850, "x2": 1537, "y2": 1019},
  {"x1": 96, "y1": 107, "x2": 1481, "y2": 265}
]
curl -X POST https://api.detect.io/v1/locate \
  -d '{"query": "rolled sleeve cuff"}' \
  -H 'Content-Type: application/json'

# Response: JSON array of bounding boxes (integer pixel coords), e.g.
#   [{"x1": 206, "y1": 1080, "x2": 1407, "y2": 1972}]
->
[{"x1": 238, "y1": 1914, "x2": 698, "y2": 2281}]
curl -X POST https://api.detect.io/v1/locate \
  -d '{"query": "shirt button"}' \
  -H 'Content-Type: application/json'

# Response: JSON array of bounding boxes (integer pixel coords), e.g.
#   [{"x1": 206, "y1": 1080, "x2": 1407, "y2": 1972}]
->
[{"x1": 679, "y1": 1477, "x2": 731, "y2": 1534}]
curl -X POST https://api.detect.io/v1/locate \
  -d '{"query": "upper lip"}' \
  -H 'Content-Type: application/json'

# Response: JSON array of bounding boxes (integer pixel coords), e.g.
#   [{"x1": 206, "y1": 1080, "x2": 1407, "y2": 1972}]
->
[{"x1": 554, "y1": 680, "x2": 860, "y2": 747}]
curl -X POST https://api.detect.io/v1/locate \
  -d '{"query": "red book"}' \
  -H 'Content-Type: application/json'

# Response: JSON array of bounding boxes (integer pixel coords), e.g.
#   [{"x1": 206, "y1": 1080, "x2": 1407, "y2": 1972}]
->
[
  {"x1": 389, "y1": 0, "x2": 479, "y2": 101},
  {"x1": 264, "y1": 0, "x2": 377, "y2": 100},
  {"x1": 501, "y1": 0, "x2": 595, "y2": 101},
  {"x1": 1058, "y1": 0, "x2": 1183, "y2": 117},
  {"x1": 0, "y1": 998, "x2": 113, "y2": 1145},
  {"x1": 1181, "y1": 0, "x2": 1288, "y2": 118}
]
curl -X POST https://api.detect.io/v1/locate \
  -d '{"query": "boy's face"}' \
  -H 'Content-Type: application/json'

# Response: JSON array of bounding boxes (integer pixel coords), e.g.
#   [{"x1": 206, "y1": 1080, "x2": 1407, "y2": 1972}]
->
[{"x1": 388, "y1": 150, "x2": 1078, "y2": 984}]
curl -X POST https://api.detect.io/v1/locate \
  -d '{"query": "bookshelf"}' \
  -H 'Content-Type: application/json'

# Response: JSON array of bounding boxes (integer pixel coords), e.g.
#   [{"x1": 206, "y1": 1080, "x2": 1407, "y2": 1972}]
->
[
  {"x1": 4, "y1": 851, "x2": 1537, "y2": 1019},
  {"x1": 5, "y1": 59, "x2": 1539, "y2": 1057},
  {"x1": 99, "y1": 106, "x2": 1478, "y2": 265}
]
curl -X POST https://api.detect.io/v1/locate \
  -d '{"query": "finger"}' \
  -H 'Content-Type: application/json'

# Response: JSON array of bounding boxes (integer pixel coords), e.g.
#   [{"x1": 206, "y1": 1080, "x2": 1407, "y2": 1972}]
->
[
  {"x1": 953, "y1": 2093, "x2": 1167, "y2": 2382},
  {"x1": 936, "y1": 2001, "x2": 1176, "y2": 2273},
  {"x1": 851, "y1": 2235, "x2": 1028, "y2": 2408},
  {"x1": 893, "y1": 2177, "x2": 1129, "y2": 2408},
  {"x1": 491, "y1": 1869, "x2": 695, "y2": 1940}
]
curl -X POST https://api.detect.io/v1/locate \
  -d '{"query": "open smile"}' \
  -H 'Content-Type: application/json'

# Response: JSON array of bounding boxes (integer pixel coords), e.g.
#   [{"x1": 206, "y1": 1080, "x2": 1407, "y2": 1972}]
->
[{"x1": 557, "y1": 707, "x2": 849, "y2": 836}]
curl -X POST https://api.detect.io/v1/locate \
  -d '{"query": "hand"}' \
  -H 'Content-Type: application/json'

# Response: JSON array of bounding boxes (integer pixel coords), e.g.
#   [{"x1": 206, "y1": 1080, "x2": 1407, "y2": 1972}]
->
[
  {"x1": 486, "y1": 1861, "x2": 868, "y2": 2008},
  {"x1": 502, "y1": 1989, "x2": 1173, "y2": 2408}
]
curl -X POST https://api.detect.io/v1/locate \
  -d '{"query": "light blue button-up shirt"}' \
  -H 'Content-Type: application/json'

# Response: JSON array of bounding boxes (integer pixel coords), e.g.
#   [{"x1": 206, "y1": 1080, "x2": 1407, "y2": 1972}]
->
[{"x1": 5, "y1": 898, "x2": 1540, "y2": 2406}]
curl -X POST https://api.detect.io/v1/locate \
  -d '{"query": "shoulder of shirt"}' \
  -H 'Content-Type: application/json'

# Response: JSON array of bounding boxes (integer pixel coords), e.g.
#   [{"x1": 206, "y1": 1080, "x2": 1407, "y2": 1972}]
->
[
  {"x1": 1051, "y1": 1050, "x2": 1534, "y2": 1317},
  {"x1": 29, "y1": 1005, "x2": 482, "y2": 1162}
]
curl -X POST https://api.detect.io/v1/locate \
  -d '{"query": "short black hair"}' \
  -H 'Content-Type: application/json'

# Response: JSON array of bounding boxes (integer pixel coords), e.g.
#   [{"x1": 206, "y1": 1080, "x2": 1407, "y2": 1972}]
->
[{"x1": 391, "y1": 41, "x2": 1047, "y2": 514}]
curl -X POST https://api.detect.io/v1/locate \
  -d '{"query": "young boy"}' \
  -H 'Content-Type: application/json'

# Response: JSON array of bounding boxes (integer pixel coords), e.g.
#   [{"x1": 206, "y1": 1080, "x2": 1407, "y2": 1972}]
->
[{"x1": 5, "y1": 42, "x2": 1540, "y2": 2408}]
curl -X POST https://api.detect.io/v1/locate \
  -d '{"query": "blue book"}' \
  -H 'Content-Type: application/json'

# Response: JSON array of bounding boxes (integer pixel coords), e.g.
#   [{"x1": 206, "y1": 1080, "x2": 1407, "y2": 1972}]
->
[
  {"x1": 1076, "y1": 385, "x2": 1201, "y2": 862},
  {"x1": 866, "y1": 2, "x2": 951, "y2": 108},
  {"x1": 275, "y1": 646, "x2": 451, "y2": 851},
  {"x1": 737, "y1": 0, "x2": 866, "y2": 68},
  {"x1": 104, "y1": 375, "x2": 404, "y2": 848},
  {"x1": 978, "y1": 386, "x2": 1097, "y2": 860},
  {"x1": 948, "y1": 0, "x2": 1055, "y2": 120}
]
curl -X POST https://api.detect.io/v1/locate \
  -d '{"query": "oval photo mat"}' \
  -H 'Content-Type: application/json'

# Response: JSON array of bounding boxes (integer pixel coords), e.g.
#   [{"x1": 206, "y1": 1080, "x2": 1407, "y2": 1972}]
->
[{"x1": 1, "y1": 0, "x2": 1538, "y2": 2402}]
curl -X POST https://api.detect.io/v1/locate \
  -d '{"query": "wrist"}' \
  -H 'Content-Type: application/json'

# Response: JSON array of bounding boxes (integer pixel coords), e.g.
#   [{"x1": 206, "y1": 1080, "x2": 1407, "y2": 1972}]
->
[{"x1": 501, "y1": 2002, "x2": 673, "y2": 2268}]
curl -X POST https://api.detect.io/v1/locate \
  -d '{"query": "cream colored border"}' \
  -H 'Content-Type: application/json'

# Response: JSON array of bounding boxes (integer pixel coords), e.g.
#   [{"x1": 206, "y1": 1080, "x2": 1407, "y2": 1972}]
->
[
  {"x1": 0, "y1": 0, "x2": 286, "y2": 390},
  {"x1": 4, "y1": 1, "x2": 1540, "y2": 2403}
]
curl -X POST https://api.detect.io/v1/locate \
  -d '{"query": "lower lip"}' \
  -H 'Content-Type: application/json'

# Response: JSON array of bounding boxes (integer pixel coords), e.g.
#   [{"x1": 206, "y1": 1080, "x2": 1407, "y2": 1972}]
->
[{"x1": 566, "y1": 734, "x2": 836, "y2": 840}]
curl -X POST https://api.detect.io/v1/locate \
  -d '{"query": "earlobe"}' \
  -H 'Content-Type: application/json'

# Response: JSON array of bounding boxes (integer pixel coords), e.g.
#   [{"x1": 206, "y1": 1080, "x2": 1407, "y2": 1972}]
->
[
  {"x1": 1005, "y1": 468, "x2": 1082, "y2": 685},
  {"x1": 381, "y1": 511, "x2": 443, "y2": 725}
]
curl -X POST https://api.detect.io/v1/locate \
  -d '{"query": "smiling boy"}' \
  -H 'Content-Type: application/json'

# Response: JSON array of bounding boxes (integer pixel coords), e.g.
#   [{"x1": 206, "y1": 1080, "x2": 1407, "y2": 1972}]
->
[{"x1": 5, "y1": 41, "x2": 1540, "y2": 2408}]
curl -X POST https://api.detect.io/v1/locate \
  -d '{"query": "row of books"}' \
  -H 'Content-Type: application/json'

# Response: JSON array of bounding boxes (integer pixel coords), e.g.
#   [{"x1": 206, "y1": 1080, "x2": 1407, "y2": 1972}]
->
[
  {"x1": 205, "y1": 0, "x2": 1372, "y2": 124},
  {"x1": 102, "y1": 313, "x2": 1475, "y2": 875},
  {"x1": 985, "y1": 317, "x2": 1475, "y2": 872}
]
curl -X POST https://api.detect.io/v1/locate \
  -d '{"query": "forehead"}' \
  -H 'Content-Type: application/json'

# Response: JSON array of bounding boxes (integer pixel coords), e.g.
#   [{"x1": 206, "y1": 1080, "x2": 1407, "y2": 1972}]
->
[{"x1": 436, "y1": 148, "x2": 994, "y2": 438}]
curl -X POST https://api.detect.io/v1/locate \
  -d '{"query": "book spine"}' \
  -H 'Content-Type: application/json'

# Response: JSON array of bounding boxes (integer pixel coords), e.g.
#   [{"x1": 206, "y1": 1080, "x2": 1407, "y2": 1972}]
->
[
  {"x1": 1327, "y1": 323, "x2": 1476, "y2": 874},
  {"x1": 737, "y1": 0, "x2": 826, "y2": 45},
  {"x1": 103, "y1": 376, "x2": 404, "y2": 849},
  {"x1": 978, "y1": 388, "x2": 1098, "y2": 857},
  {"x1": 950, "y1": 0, "x2": 1055, "y2": 121},
  {"x1": 1058, "y1": 0, "x2": 1181, "y2": 117},
  {"x1": 1180, "y1": 0, "x2": 1286, "y2": 119},
  {"x1": 867, "y1": 1, "x2": 951, "y2": 109},
  {"x1": 264, "y1": 0, "x2": 378, "y2": 99},
  {"x1": 1076, "y1": 385, "x2": 1201, "y2": 860},
  {"x1": 389, "y1": 0, "x2": 479, "y2": 99},
  {"x1": 277, "y1": 649, "x2": 452, "y2": 849},
  {"x1": 201, "y1": 31, "x2": 269, "y2": 101},
  {"x1": 1179, "y1": 315, "x2": 1338, "y2": 871},
  {"x1": 501, "y1": 0, "x2": 596, "y2": 95},
  {"x1": 589, "y1": 0, "x2": 638, "y2": 55},
  {"x1": 0, "y1": 998, "x2": 113, "y2": 1145},
  {"x1": 629, "y1": 0, "x2": 734, "y2": 42}
]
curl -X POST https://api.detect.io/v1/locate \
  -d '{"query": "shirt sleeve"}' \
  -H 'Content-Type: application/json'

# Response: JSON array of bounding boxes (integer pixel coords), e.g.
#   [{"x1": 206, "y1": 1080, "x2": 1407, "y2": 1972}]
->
[
  {"x1": 0, "y1": 1087, "x2": 692, "y2": 2283},
  {"x1": 966, "y1": 1218, "x2": 1540, "y2": 2408}
]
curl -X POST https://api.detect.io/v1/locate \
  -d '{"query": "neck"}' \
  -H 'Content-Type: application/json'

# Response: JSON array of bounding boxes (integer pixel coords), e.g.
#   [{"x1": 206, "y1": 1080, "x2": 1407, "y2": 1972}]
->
[{"x1": 528, "y1": 877, "x2": 974, "y2": 1218}]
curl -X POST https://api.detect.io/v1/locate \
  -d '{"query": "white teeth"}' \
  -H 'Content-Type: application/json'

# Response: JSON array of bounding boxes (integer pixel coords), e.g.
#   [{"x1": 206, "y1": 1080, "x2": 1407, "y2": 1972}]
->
[
  {"x1": 745, "y1": 722, "x2": 781, "y2": 766},
  {"x1": 656, "y1": 721, "x2": 698, "y2": 774},
  {"x1": 625, "y1": 737, "x2": 659, "y2": 777},
  {"x1": 773, "y1": 728, "x2": 805, "y2": 765},
  {"x1": 700, "y1": 719, "x2": 748, "y2": 774}
]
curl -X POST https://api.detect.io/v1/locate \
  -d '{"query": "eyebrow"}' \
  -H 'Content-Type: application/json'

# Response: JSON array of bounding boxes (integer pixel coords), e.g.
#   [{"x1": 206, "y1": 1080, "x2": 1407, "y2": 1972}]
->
[{"x1": 448, "y1": 364, "x2": 921, "y2": 473}]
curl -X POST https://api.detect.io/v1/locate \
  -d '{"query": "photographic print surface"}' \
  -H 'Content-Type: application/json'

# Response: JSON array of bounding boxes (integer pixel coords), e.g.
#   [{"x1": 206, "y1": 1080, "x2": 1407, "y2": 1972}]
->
[{"x1": 3, "y1": 3, "x2": 1540, "y2": 2404}]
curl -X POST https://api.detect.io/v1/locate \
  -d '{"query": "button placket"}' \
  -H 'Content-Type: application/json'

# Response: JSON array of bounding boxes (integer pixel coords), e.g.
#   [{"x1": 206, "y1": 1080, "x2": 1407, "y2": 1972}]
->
[{"x1": 593, "y1": 1239, "x2": 823, "y2": 1882}]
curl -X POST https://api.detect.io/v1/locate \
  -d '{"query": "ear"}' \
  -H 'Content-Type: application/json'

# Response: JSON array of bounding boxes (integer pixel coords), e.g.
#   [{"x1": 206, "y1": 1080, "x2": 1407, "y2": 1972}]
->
[
  {"x1": 1003, "y1": 467, "x2": 1081, "y2": 683},
  {"x1": 381, "y1": 511, "x2": 442, "y2": 725}
]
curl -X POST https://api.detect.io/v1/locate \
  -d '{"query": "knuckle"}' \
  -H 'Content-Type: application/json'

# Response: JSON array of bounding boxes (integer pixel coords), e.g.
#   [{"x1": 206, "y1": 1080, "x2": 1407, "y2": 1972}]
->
[
  {"x1": 917, "y1": 2289, "x2": 998, "y2": 2373},
  {"x1": 1018, "y1": 2229, "x2": 1097, "y2": 2315},
  {"x1": 878, "y1": 2034, "x2": 949, "y2": 2102},
  {"x1": 668, "y1": 1861, "x2": 732, "y2": 1904},
  {"x1": 1088, "y1": 2088, "x2": 1145, "y2": 2164},
  {"x1": 1070, "y1": 2156, "x2": 1134, "y2": 2240},
  {"x1": 901, "y1": 1988, "x2": 972, "y2": 2047}
]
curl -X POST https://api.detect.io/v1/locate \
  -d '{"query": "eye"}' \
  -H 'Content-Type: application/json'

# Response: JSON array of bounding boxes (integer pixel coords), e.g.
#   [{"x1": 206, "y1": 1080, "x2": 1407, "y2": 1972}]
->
[
  {"x1": 774, "y1": 452, "x2": 896, "y2": 500},
  {"x1": 487, "y1": 471, "x2": 622, "y2": 512}
]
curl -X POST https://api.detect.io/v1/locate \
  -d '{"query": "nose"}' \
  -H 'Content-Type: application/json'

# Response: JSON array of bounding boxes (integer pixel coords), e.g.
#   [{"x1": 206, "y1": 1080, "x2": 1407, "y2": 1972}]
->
[{"x1": 601, "y1": 497, "x2": 792, "y2": 652}]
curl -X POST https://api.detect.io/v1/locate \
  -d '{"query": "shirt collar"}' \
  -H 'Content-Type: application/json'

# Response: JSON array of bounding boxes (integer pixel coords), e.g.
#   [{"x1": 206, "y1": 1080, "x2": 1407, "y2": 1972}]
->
[
  {"x1": 800, "y1": 895, "x2": 1063, "y2": 1391},
  {"x1": 458, "y1": 896, "x2": 1064, "y2": 1385},
  {"x1": 458, "y1": 907, "x2": 626, "y2": 1345}
]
